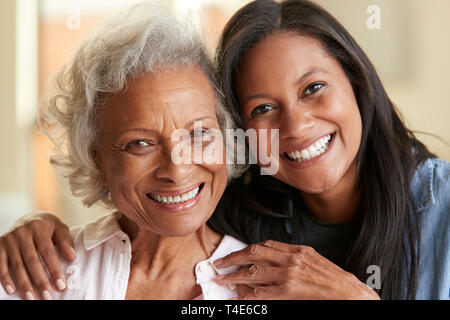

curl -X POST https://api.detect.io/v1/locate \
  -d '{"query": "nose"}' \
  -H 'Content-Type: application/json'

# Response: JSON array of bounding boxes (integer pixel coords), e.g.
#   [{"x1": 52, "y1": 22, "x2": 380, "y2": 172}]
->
[
  {"x1": 154, "y1": 141, "x2": 195, "y2": 184},
  {"x1": 278, "y1": 104, "x2": 315, "y2": 140}
]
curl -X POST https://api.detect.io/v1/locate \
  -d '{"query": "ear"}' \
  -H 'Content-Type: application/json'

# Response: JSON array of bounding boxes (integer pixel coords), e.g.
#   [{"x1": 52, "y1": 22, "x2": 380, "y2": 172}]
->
[{"x1": 92, "y1": 147, "x2": 108, "y2": 187}]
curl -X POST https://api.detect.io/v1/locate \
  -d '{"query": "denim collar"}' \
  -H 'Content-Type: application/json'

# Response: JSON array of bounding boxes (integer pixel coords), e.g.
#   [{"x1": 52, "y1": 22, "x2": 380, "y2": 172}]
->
[{"x1": 410, "y1": 158, "x2": 435, "y2": 212}]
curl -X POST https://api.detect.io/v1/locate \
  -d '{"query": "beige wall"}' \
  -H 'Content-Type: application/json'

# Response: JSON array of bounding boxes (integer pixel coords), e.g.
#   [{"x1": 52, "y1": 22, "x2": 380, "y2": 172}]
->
[
  {"x1": 390, "y1": 0, "x2": 450, "y2": 160},
  {"x1": 316, "y1": 0, "x2": 450, "y2": 160},
  {"x1": 0, "y1": 0, "x2": 18, "y2": 193},
  {"x1": 0, "y1": 0, "x2": 32, "y2": 233}
]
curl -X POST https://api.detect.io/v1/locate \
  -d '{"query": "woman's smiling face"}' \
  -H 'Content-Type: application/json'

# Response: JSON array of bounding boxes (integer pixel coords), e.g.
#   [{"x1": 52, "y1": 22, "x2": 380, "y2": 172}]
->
[
  {"x1": 236, "y1": 32, "x2": 362, "y2": 194},
  {"x1": 94, "y1": 66, "x2": 228, "y2": 237}
]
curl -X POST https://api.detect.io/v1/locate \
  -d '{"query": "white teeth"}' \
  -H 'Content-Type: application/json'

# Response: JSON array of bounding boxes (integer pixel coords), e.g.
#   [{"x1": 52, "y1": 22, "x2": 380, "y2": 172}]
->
[
  {"x1": 301, "y1": 149, "x2": 310, "y2": 160},
  {"x1": 285, "y1": 134, "x2": 332, "y2": 163},
  {"x1": 149, "y1": 186, "x2": 200, "y2": 204},
  {"x1": 307, "y1": 145, "x2": 316, "y2": 156}
]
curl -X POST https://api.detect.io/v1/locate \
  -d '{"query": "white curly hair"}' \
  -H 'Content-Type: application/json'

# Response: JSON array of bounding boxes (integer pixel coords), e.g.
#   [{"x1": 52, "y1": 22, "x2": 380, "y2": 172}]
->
[{"x1": 40, "y1": 2, "x2": 246, "y2": 209}]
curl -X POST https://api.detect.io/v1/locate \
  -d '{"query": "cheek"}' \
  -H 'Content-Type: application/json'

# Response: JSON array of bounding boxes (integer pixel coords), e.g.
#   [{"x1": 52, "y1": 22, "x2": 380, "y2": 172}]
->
[
  {"x1": 105, "y1": 159, "x2": 135, "y2": 188},
  {"x1": 201, "y1": 136, "x2": 226, "y2": 165},
  {"x1": 196, "y1": 163, "x2": 227, "y2": 213},
  {"x1": 103, "y1": 155, "x2": 155, "y2": 203},
  {"x1": 318, "y1": 87, "x2": 362, "y2": 150},
  {"x1": 106, "y1": 153, "x2": 158, "y2": 179},
  {"x1": 243, "y1": 122, "x2": 279, "y2": 165},
  {"x1": 347, "y1": 103, "x2": 363, "y2": 141},
  {"x1": 346, "y1": 113, "x2": 363, "y2": 160},
  {"x1": 334, "y1": 99, "x2": 362, "y2": 155},
  {"x1": 208, "y1": 164, "x2": 228, "y2": 195}
]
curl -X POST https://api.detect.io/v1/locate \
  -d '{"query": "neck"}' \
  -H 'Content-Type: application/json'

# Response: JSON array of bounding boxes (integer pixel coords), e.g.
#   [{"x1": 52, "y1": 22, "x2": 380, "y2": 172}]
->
[
  {"x1": 118, "y1": 215, "x2": 221, "y2": 277},
  {"x1": 301, "y1": 161, "x2": 362, "y2": 224}
]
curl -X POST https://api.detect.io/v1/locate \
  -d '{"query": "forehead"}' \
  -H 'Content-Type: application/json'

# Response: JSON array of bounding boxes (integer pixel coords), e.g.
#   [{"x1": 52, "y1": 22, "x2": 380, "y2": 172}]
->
[
  {"x1": 237, "y1": 32, "x2": 333, "y2": 80},
  {"x1": 101, "y1": 66, "x2": 218, "y2": 130},
  {"x1": 122, "y1": 66, "x2": 215, "y2": 111}
]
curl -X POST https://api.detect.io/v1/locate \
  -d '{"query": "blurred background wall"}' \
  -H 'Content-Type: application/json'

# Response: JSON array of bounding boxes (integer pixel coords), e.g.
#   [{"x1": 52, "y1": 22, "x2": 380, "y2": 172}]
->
[{"x1": 0, "y1": 0, "x2": 449, "y2": 233}]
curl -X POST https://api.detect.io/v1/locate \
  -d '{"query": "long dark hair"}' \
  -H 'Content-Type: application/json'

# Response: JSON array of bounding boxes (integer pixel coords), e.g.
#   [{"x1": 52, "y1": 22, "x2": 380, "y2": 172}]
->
[{"x1": 207, "y1": 0, "x2": 436, "y2": 299}]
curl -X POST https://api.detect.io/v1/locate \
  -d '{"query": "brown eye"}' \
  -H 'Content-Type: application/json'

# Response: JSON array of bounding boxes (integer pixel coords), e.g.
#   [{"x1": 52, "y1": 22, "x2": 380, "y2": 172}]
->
[
  {"x1": 250, "y1": 104, "x2": 274, "y2": 118},
  {"x1": 302, "y1": 82, "x2": 325, "y2": 98},
  {"x1": 191, "y1": 128, "x2": 214, "y2": 147},
  {"x1": 192, "y1": 128, "x2": 210, "y2": 138},
  {"x1": 125, "y1": 139, "x2": 154, "y2": 154}
]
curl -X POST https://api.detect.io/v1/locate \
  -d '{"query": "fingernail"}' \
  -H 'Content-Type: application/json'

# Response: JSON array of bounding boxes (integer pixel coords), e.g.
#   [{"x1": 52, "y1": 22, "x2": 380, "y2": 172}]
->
[
  {"x1": 25, "y1": 291, "x2": 35, "y2": 300},
  {"x1": 227, "y1": 284, "x2": 237, "y2": 290},
  {"x1": 42, "y1": 290, "x2": 53, "y2": 300},
  {"x1": 5, "y1": 285, "x2": 15, "y2": 294},
  {"x1": 56, "y1": 278, "x2": 66, "y2": 291},
  {"x1": 213, "y1": 259, "x2": 223, "y2": 267},
  {"x1": 70, "y1": 247, "x2": 77, "y2": 259}
]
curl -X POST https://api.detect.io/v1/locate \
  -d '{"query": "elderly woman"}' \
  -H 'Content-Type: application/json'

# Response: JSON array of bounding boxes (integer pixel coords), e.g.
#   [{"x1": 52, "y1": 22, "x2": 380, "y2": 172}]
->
[{"x1": 0, "y1": 4, "x2": 246, "y2": 300}]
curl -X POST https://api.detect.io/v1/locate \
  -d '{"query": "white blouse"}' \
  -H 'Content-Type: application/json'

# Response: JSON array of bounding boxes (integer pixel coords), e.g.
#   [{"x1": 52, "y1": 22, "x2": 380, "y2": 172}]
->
[{"x1": 0, "y1": 213, "x2": 247, "y2": 300}]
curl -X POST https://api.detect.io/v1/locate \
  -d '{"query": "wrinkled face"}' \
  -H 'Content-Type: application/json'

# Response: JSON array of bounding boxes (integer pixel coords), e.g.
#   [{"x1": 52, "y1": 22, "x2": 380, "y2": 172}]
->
[
  {"x1": 236, "y1": 33, "x2": 362, "y2": 194},
  {"x1": 95, "y1": 67, "x2": 228, "y2": 237}
]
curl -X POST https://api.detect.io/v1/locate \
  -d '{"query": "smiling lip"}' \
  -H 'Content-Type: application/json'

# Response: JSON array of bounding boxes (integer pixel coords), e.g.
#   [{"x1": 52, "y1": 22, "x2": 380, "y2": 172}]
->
[
  {"x1": 148, "y1": 183, "x2": 202, "y2": 197},
  {"x1": 282, "y1": 133, "x2": 336, "y2": 169},
  {"x1": 282, "y1": 133, "x2": 334, "y2": 155},
  {"x1": 146, "y1": 183, "x2": 204, "y2": 213}
]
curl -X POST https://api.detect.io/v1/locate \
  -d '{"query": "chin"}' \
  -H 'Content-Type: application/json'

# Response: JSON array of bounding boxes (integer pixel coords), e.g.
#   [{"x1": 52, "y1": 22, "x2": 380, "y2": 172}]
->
[
  {"x1": 297, "y1": 183, "x2": 335, "y2": 194},
  {"x1": 279, "y1": 173, "x2": 340, "y2": 195}
]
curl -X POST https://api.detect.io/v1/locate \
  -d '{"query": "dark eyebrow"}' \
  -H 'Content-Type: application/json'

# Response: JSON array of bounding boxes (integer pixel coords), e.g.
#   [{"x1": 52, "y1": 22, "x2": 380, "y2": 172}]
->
[
  {"x1": 241, "y1": 68, "x2": 328, "y2": 105},
  {"x1": 241, "y1": 93, "x2": 270, "y2": 105},
  {"x1": 295, "y1": 68, "x2": 328, "y2": 85}
]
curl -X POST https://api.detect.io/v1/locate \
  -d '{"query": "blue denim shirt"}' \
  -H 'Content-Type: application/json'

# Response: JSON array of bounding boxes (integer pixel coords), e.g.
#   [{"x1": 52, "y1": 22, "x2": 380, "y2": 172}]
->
[{"x1": 408, "y1": 158, "x2": 450, "y2": 299}]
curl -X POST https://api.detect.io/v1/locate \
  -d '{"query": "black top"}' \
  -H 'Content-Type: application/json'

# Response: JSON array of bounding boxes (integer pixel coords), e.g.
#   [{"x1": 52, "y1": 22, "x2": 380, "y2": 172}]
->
[{"x1": 286, "y1": 200, "x2": 361, "y2": 268}]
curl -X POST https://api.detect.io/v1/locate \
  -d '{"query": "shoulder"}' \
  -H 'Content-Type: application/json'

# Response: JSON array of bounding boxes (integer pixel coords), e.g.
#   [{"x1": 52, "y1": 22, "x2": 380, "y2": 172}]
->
[
  {"x1": 59, "y1": 213, "x2": 130, "y2": 299},
  {"x1": 411, "y1": 158, "x2": 450, "y2": 212},
  {"x1": 0, "y1": 213, "x2": 130, "y2": 300},
  {"x1": 429, "y1": 158, "x2": 450, "y2": 195},
  {"x1": 412, "y1": 158, "x2": 450, "y2": 299},
  {"x1": 413, "y1": 158, "x2": 450, "y2": 242},
  {"x1": 426, "y1": 158, "x2": 450, "y2": 191},
  {"x1": 429, "y1": 159, "x2": 450, "y2": 217}
]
